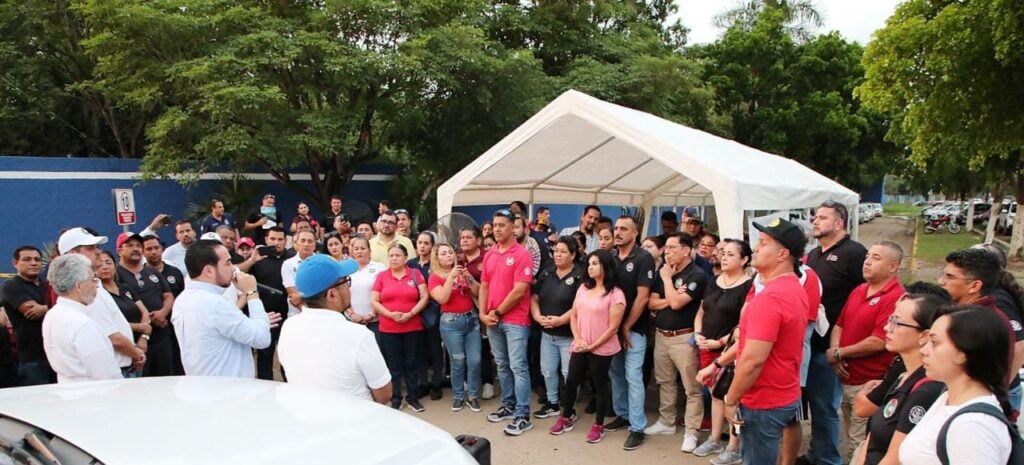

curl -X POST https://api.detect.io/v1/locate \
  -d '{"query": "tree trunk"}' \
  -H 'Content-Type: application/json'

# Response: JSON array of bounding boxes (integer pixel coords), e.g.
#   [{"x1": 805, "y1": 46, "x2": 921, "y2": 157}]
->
[
  {"x1": 966, "y1": 200, "x2": 975, "y2": 232},
  {"x1": 986, "y1": 186, "x2": 1004, "y2": 244},
  {"x1": 1009, "y1": 174, "x2": 1024, "y2": 262}
]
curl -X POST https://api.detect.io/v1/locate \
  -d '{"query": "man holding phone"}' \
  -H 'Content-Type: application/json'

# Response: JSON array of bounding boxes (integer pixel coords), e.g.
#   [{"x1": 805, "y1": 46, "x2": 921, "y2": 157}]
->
[
  {"x1": 172, "y1": 239, "x2": 282, "y2": 378},
  {"x1": 322, "y1": 195, "x2": 349, "y2": 237},
  {"x1": 239, "y1": 227, "x2": 293, "y2": 380}
]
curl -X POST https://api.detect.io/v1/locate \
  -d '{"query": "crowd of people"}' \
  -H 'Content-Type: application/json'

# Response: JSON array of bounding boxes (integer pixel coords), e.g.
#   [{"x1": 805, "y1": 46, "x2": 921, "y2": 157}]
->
[{"x1": 2, "y1": 195, "x2": 1023, "y2": 465}]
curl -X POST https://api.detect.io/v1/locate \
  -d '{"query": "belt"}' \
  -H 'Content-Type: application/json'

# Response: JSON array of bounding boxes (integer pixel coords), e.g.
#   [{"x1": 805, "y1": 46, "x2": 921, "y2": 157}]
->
[{"x1": 656, "y1": 328, "x2": 694, "y2": 337}]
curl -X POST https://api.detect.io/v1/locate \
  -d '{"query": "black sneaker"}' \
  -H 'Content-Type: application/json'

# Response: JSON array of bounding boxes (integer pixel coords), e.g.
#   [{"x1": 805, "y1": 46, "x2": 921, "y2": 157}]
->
[
  {"x1": 487, "y1": 405, "x2": 515, "y2": 423},
  {"x1": 504, "y1": 416, "x2": 534, "y2": 436},
  {"x1": 533, "y1": 403, "x2": 560, "y2": 419},
  {"x1": 467, "y1": 398, "x2": 482, "y2": 412},
  {"x1": 391, "y1": 400, "x2": 402, "y2": 410},
  {"x1": 451, "y1": 398, "x2": 465, "y2": 412},
  {"x1": 623, "y1": 431, "x2": 645, "y2": 451},
  {"x1": 415, "y1": 385, "x2": 429, "y2": 400},
  {"x1": 407, "y1": 398, "x2": 425, "y2": 413},
  {"x1": 604, "y1": 417, "x2": 630, "y2": 432},
  {"x1": 431, "y1": 385, "x2": 443, "y2": 401},
  {"x1": 585, "y1": 397, "x2": 597, "y2": 414}
]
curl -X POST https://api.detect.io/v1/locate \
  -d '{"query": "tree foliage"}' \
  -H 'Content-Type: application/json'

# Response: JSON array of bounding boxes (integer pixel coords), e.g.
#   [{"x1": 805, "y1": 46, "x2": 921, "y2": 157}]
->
[{"x1": 858, "y1": 0, "x2": 1024, "y2": 258}]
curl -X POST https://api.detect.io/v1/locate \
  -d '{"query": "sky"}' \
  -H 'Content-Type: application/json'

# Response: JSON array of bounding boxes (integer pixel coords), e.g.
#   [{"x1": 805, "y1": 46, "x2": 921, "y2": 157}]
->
[{"x1": 672, "y1": 0, "x2": 903, "y2": 45}]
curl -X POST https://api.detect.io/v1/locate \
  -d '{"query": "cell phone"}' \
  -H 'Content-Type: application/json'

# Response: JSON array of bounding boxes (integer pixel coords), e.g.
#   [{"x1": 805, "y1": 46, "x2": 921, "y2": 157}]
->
[
  {"x1": 160, "y1": 215, "x2": 172, "y2": 226},
  {"x1": 456, "y1": 253, "x2": 467, "y2": 267},
  {"x1": 732, "y1": 408, "x2": 743, "y2": 435},
  {"x1": 257, "y1": 245, "x2": 276, "y2": 256}
]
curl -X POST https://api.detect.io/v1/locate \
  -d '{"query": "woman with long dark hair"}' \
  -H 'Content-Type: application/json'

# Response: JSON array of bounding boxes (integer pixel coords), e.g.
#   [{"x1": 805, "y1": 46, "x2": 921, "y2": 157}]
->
[
  {"x1": 548, "y1": 250, "x2": 625, "y2": 444},
  {"x1": 531, "y1": 236, "x2": 584, "y2": 418},
  {"x1": 852, "y1": 290, "x2": 947, "y2": 465},
  {"x1": 898, "y1": 305, "x2": 1014, "y2": 464}
]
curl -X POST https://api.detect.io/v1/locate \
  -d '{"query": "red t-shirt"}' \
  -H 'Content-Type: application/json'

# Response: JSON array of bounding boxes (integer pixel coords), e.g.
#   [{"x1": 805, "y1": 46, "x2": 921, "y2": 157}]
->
[
  {"x1": 803, "y1": 267, "x2": 823, "y2": 322},
  {"x1": 372, "y1": 268, "x2": 425, "y2": 334},
  {"x1": 836, "y1": 279, "x2": 904, "y2": 385},
  {"x1": 738, "y1": 274, "x2": 807, "y2": 409},
  {"x1": 481, "y1": 242, "x2": 534, "y2": 326},
  {"x1": 428, "y1": 273, "x2": 474, "y2": 314}
]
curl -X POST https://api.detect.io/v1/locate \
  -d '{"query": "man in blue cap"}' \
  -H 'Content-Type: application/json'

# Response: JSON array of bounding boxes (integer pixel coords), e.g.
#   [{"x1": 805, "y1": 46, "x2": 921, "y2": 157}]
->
[{"x1": 277, "y1": 255, "x2": 393, "y2": 404}]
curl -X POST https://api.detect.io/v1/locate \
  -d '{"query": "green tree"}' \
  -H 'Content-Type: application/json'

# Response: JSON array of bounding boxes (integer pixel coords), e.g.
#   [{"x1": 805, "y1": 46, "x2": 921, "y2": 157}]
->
[
  {"x1": 858, "y1": 0, "x2": 1024, "y2": 259},
  {"x1": 699, "y1": 8, "x2": 894, "y2": 191},
  {"x1": 713, "y1": 0, "x2": 824, "y2": 42}
]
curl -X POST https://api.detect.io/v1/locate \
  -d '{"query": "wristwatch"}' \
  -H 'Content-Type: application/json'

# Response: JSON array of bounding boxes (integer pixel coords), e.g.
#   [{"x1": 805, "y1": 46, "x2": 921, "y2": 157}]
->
[
  {"x1": 833, "y1": 347, "x2": 842, "y2": 362},
  {"x1": 712, "y1": 359, "x2": 723, "y2": 369}
]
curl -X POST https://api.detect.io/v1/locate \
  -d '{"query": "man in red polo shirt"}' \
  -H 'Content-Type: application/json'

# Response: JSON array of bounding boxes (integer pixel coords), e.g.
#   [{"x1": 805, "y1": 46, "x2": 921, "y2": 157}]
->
[
  {"x1": 479, "y1": 209, "x2": 535, "y2": 436},
  {"x1": 723, "y1": 218, "x2": 808, "y2": 464},
  {"x1": 828, "y1": 240, "x2": 905, "y2": 461}
]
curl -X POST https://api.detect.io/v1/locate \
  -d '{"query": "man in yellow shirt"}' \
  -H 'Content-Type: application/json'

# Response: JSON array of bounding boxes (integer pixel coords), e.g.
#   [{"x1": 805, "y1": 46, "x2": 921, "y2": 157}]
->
[{"x1": 370, "y1": 210, "x2": 415, "y2": 264}]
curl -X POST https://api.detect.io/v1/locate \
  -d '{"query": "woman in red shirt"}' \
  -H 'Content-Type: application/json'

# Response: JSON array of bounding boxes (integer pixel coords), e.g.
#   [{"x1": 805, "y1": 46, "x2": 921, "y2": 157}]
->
[
  {"x1": 549, "y1": 250, "x2": 625, "y2": 444},
  {"x1": 371, "y1": 243, "x2": 429, "y2": 412},
  {"x1": 429, "y1": 242, "x2": 482, "y2": 412}
]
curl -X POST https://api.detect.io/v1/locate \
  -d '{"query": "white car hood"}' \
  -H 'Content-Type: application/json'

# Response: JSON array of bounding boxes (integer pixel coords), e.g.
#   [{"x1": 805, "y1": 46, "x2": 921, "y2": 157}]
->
[{"x1": 0, "y1": 377, "x2": 476, "y2": 465}]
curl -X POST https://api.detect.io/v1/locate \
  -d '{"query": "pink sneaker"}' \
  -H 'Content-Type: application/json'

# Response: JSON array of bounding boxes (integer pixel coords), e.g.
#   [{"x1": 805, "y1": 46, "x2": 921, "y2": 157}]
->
[
  {"x1": 549, "y1": 415, "x2": 576, "y2": 435},
  {"x1": 586, "y1": 423, "x2": 605, "y2": 443}
]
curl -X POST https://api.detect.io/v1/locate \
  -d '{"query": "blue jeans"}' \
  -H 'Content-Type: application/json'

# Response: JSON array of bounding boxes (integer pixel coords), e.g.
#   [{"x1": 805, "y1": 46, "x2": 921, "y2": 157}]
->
[
  {"x1": 440, "y1": 312, "x2": 482, "y2": 401},
  {"x1": 740, "y1": 400, "x2": 801, "y2": 465},
  {"x1": 1009, "y1": 381, "x2": 1022, "y2": 414},
  {"x1": 610, "y1": 330, "x2": 648, "y2": 432},
  {"x1": 540, "y1": 332, "x2": 572, "y2": 404},
  {"x1": 17, "y1": 361, "x2": 55, "y2": 386},
  {"x1": 806, "y1": 352, "x2": 842, "y2": 465},
  {"x1": 488, "y1": 322, "x2": 532, "y2": 418}
]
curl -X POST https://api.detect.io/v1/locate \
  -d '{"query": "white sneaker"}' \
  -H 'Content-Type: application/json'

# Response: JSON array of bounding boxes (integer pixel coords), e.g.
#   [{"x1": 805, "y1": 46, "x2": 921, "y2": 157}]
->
[
  {"x1": 642, "y1": 421, "x2": 677, "y2": 436},
  {"x1": 482, "y1": 383, "x2": 495, "y2": 400},
  {"x1": 680, "y1": 433, "x2": 698, "y2": 453}
]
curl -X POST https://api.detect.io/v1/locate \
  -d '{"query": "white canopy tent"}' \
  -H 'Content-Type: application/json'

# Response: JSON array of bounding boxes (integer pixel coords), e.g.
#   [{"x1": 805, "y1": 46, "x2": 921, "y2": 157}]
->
[{"x1": 437, "y1": 90, "x2": 860, "y2": 238}]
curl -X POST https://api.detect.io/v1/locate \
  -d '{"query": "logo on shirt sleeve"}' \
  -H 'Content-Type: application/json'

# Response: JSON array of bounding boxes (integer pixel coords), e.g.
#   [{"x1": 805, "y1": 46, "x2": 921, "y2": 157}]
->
[
  {"x1": 1012, "y1": 320, "x2": 1023, "y2": 332},
  {"x1": 883, "y1": 398, "x2": 898, "y2": 418},
  {"x1": 688, "y1": 282, "x2": 697, "y2": 291},
  {"x1": 524, "y1": 267, "x2": 532, "y2": 276},
  {"x1": 647, "y1": 270, "x2": 653, "y2": 279},
  {"x1": 167, "y1": 276, "x2": 177, "y2": 284},
  {"x1": 674, "y1": 278, "x2": 683, "y2": 289},
  {"x1": 908, "y1": 405, "x2": 927, "y2": 424}
]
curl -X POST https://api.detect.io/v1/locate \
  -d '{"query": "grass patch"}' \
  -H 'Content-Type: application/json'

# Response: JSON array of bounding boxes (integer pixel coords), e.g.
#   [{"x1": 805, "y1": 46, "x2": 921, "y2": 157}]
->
[
  {"x1": 915, "y1": 228, "x2": 983, "y2": 262},
  {"x1": 883, "y1": 203, "x2": 923, "y2": 217}
]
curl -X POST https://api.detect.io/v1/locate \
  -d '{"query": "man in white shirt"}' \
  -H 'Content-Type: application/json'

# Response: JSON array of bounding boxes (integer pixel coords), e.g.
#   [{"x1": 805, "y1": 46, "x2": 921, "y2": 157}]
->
[
  {"x1": 278, "y1": 255, "x2": 392, "y2": 403},
  {"x1": 57, "y1": 227, "x2": 145, "y2": 376},
  {"x1": 162, "y1": 220, "x2": 196, "y2": 273},
  {"x1": 172, "y1": 239, "x2": 282, "y2": 378},
  {"x1": 558, "y1": 205, "x2": 601, "y2": 253},
  {"x1": 281, "y1": 229, "x2": 318, "y2": 317},
  {"x1": 42, "y1": 254, "x2": 122, "y2": 383}
]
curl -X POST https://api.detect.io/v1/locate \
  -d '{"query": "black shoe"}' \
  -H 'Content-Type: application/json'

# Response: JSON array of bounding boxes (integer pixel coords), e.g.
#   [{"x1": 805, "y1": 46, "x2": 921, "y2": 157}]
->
[
  {"x1": 451, "y1": 398, "x2": 465, "y2": 412},
  {"x1": 407, "y1": 398, "x2": 425, "y2": 413},
  {"x1": 623, "y1": 431, "x2": 645, "y2": 451},
  {"x1": 391, "y1": 400, "x2": 402, "y2": 410},
  {"x1": 467, "y1": 398, "x2": 482, "y2": 412},
  {"x1": 504, "y1": 416, "x2": 534, "y2": 436},
  {"x1": 487, "y1": 405, "x2": 515, "y2": 423},
  {"x1": 430, "y1": 386, "x2": 443, "y2": 401},
  {"x1": 533, "y1": 403, "x2": 560, "y2": 419},
  {"x1": 794, "y1": 456, "x2": 815, "y2": 465},
  {"x1": 415, "y1": 385, "x2": 430, "y2": 400},
  {"x1": 585, "y1": 398, "x2": 597, "y2": 414},
  {"x1": 604, "y1": 417, "x2": 630, "y2": 432}
]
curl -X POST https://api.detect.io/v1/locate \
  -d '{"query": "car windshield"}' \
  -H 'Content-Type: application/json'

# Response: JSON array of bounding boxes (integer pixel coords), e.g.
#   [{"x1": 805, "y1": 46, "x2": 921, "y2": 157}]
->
[{"x1": 0, "y1": 415, "x2": 98, "y2": 464}]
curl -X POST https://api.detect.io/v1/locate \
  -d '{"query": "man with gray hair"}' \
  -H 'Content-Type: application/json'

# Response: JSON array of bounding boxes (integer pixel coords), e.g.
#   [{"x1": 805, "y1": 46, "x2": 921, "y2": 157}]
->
[
  {"x1": 42, "y1": 254, "x2": 122, "y2": 383},
  {"x1": 828, "y1": 240, "x2": 905, "y2": 460}
]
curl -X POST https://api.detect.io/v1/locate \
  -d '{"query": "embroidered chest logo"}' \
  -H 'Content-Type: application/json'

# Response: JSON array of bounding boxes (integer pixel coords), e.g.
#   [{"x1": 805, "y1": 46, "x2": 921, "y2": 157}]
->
[
  {"x1": 506, "y1": 257, "x2": 515, "y2": 266},
  {"x1": 674, "y1": 278, "x2": 683, "y2": 289},
  {"x1": 565, "y1": 277, "x2": 575, "y2": 286},
  {"x1": 407, "y1": 279, "x2": 416, "y2": 287},
  {"x1": 626, "y1": 262, "x2": 634, "y2": 272},
  {"x1": 688, "y1": 282, "x2": 697, "y2": 291},
  {"x1": 883, "y1": 398, "x2": 899, "y2": 418},
  {"x1": 167, "y1": 276, "x2": 177, "y2": 284},
  {"x1": 149, "y1": 274, "x2": 160, "y2": 284},
  {"x1": 826, "y1": 254, "x2": 838, "y2": 262},
  {"x1": 869, "y1": 297, "x2": 880, "y2": 306}
]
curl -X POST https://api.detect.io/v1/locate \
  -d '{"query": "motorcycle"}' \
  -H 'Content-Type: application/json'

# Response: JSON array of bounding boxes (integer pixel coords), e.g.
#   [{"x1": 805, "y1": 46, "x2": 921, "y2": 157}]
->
[{"x1": 924, "y1": 214, "x2": 961, "y2": 234}]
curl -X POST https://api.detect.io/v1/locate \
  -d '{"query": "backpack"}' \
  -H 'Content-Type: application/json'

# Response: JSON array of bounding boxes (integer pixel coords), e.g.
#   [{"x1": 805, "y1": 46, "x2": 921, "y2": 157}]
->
[{"x1": 937, "y1": 402, "x2": 1024, "y2": 465}]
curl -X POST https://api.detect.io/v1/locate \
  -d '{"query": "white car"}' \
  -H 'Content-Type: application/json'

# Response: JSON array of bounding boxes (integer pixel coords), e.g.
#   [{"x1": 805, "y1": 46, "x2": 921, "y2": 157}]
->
[
  {"x1": 0, "y1": 377, "x2": 478, "y2": 465},
  {"x1": 998, "y1": 203, "x2": 1018, "y2": 235}
]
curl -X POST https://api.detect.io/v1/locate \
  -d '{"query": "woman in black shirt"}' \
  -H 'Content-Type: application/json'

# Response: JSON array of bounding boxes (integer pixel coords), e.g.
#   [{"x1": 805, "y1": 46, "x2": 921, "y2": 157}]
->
[
  {"x1": 97, "y1": 250, "x2": 151, "y2": 378},
  {"x1": 851, "y1": 290, "x2": 948, "y2": 465},
  {"x1": 692, "y1": 239, "x2": 752, "y2": 460}
]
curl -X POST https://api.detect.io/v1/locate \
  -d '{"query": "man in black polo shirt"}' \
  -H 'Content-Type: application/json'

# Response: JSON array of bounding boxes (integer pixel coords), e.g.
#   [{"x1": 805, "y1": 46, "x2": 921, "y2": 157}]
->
[
  {"x1": 801, "y1": 202, "x2": 866, "y2": 465},
  {"x1": 604, "y1": 215, "x2": 655, "y2": 451},
  {"x1": 116, "y1": 232, "x2": 177, "y2": 376},
  {"x1": 239, "y1": 226, "x2": 292, "y2": 380},
  {"x1": 1, "y1": 246, "x2": 55, "y2": 385},
  {"x1": 645, "y1": 232, "x2": 707, "y2": 452},
  {"x1": 141, "y1": 235, "x2": 185, "y2": 297}
]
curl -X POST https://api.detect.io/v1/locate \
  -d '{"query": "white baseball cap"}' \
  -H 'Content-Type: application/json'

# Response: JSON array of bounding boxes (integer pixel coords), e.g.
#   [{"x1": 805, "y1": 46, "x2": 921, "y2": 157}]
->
[
  {"x1": 200, "y1": 232, "x2": 222, "y2": 242},
  {"x1": 58, "y1": 227, "x2": 109, "y2": 254}
]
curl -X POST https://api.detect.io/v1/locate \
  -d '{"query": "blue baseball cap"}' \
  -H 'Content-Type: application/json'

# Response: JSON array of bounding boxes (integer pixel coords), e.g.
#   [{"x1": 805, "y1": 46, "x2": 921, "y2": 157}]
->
[{"x1": 295, "y1": 255, "x2": 359, "y2": 298}]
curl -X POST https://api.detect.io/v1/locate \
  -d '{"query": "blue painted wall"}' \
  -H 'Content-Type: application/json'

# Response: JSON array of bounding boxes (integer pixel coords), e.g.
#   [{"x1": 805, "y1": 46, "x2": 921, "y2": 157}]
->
[
  {"x1": 453, "y1": 204, "x2": 705, "y2": 238},
  {"x1": 0, "y1": 156, "x2": 395, "y2": 274},
  {"x1": 860, "y1": 179, "x2": 884, "y2": 204}
]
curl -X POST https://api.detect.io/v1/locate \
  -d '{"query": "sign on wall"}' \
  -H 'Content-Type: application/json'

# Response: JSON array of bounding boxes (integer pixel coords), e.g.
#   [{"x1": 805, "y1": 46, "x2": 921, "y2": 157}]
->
[{"x1": 113, "y1": 188, "x2": 136, "y2": 226}]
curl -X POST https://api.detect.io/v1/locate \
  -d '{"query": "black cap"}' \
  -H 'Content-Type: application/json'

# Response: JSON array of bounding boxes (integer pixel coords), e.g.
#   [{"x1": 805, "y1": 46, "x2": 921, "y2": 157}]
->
[
  {"x1": 661, "y1": 211, "x2": 678, "y2": 222},
  {"x1": 753, "y1": 217, "x2": 807, "y2": 258}
]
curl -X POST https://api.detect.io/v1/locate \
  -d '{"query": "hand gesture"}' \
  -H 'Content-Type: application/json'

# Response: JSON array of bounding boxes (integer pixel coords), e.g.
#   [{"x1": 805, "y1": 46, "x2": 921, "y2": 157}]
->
[{"x1": 267, "y1": 311, "x2": 283, "y2": 329}]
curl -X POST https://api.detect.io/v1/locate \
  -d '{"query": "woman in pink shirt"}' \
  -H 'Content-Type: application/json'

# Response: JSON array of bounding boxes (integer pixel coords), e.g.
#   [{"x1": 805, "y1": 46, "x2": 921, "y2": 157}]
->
[{"x1": 549, "y1": 250, "x2": 625, "y2": 443}]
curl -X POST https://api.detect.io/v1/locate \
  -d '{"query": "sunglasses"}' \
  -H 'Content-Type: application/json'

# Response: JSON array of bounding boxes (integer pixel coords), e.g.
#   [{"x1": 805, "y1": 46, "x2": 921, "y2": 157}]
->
[
  {"x1": 394, "y1": 209, "x2": 409, "y2": 215},
  {"x1": 494, "y1": 209, "x2": 516, "y2": 222}
]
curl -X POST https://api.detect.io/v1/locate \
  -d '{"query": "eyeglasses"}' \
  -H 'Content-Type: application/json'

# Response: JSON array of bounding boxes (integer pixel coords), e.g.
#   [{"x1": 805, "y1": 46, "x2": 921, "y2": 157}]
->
[
  {"x1": 379, "y1": 219, "x2": 397, "y2": 225},
  {"x1": 886, "y1": 314, "x2": 922, "y2": 332}
]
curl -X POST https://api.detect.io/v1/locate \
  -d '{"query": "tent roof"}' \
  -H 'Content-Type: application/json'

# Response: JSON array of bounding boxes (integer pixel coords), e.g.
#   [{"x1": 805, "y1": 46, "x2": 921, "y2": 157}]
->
[{"x1": 437, "y1": 90, "x2": 859, "y2": 235}]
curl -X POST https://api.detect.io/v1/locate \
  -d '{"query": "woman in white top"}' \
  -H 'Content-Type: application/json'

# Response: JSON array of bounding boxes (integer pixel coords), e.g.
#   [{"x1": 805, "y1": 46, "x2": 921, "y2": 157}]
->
[
  {"x1": 899, "y1": 305, "x2": 1013, "y2": 465},
  {"x1": 346, "y1": 236, "x2": 386, "y2": 337}
]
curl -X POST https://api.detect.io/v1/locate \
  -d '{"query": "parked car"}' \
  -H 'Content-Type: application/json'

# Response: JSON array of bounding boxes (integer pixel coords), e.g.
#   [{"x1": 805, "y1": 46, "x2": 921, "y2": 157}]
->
[
  {"x1": 866, "y1": 202, "x2": 883, "y2": 218},
  {"x1": 998, "y1": 203, "x2": 1018, "y2": 235},
  {"x1": 922, "y1": 203, "x2": 961, "y2": 222},
  {"x1": 858, "y1": 204, "x2": 873, "y2": 223},
  {"x1": 0, "y1": 376, "x2": 479, "y2": 465},
  {"x1": 956, "y1": 202, "x2": 991, "y2": 225}
]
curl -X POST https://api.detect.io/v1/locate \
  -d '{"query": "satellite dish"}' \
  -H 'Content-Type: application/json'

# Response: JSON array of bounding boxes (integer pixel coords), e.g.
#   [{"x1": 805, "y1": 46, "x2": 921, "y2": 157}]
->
[{"x1": 430, "y1": 213, "x2": 478, "y2": 248}]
